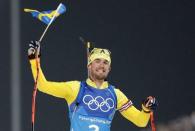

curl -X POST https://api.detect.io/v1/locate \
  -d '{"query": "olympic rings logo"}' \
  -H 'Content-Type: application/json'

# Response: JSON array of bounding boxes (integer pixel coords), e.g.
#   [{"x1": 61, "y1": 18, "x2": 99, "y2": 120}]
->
[{"x1": 82, "y1": 95, "x2": 115, "y2": 112}]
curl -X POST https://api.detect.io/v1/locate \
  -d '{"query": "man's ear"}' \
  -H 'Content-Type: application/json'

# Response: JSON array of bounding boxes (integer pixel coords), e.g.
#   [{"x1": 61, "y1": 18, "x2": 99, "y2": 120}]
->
[
  {"x1": 109, "y1": 66, "x2": 111, "y2": 72},
  {"x1": 87, "y1": 64, "x2": 91, "y2": 70}
]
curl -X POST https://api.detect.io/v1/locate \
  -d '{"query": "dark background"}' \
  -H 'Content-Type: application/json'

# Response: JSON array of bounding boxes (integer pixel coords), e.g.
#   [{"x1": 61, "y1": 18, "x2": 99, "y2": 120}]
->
[
  {"x1": 0, "y1": 0, "x2": 11, "y2": 131},
  {"x1": 1, "y1": 0, "x2": 195, "y2": 131}
]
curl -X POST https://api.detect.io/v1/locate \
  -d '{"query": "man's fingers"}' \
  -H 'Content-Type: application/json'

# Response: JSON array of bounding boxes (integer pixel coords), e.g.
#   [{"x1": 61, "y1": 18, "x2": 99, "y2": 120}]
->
[
  {"x1": 145, "y1": 97, "x2": 155, "y2": 107},
  {"x1": 28, "y1": 48, "x2": 36, "y2": 55}
]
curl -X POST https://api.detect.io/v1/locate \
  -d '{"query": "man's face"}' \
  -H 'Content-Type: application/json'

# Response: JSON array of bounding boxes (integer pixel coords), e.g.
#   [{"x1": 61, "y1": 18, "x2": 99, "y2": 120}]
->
[{"x1": 88, "y1": 58, "x2": 111, "y2": 81}]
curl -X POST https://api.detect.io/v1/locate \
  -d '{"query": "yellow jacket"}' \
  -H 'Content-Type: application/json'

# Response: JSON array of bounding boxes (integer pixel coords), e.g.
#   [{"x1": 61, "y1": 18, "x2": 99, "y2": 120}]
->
[{"x1": 30, "y1": 59, "x2": 150, "y2": 127}]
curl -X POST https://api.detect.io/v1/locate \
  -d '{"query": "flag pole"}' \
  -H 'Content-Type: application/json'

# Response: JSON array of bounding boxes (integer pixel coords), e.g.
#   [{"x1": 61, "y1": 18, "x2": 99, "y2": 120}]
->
[
  {"x1": 31, "y1": 3, "x2": 64, "y2": 131},
  {"x1": 39, "y1": 3, "x2": 63, "y2": 42}
]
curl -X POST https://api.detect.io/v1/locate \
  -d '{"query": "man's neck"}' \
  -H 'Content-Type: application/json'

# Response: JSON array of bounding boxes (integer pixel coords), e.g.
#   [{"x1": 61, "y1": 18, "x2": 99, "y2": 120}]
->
[
  {"x1": 89, "y1": 77, "x2": 104, "y2": 88},
  {"x1": 95, "y1": 80, "x2": 104, "y2": 88}
]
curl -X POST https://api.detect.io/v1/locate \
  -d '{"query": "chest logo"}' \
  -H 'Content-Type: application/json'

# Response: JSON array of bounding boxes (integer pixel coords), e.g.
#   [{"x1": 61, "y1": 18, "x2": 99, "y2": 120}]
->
[{"x1": 82, "y1": 95, "x2": 115, "y2": 112}]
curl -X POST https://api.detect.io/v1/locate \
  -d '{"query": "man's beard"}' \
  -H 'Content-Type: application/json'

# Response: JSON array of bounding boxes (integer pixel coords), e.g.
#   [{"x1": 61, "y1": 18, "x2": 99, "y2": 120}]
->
[
  {"x1": 90, "y1": 70, "x2": 108, "y2": 81},
  {"x1": 94, "y1": 73, "x2": 107, "y2": 80}
]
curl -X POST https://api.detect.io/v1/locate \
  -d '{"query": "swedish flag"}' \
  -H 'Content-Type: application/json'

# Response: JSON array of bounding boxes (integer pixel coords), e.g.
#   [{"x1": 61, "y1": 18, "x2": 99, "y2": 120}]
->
[{"x1": 24, "y1": 3, "x2": 66, "y2": 25}]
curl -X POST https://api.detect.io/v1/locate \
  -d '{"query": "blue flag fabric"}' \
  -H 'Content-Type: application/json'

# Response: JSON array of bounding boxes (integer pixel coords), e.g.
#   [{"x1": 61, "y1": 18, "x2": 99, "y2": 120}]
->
[{"x1": 24, "y1": 3, "x2": 66, "y2": 25}]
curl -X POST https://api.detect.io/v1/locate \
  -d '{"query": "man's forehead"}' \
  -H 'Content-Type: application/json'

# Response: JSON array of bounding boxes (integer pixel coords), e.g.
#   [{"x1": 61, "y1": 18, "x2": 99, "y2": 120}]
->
[{"x1": 94, "y1": 58, "x2": 109, "y2": 62}]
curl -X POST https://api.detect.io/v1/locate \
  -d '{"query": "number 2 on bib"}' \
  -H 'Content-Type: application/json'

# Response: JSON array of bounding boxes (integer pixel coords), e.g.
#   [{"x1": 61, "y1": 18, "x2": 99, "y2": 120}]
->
[{"x1": 89, "y1": 124, "x2": 99, "y2": 131}]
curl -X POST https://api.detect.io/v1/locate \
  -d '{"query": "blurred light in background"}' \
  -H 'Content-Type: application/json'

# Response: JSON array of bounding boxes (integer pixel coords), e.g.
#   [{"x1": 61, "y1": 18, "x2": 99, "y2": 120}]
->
[
  {"x1": 141, "y1": 111, "x2": 195, "y2": 131},
  {"x1": 10, "y1": 0, "x2": 21, "y2": 131}
]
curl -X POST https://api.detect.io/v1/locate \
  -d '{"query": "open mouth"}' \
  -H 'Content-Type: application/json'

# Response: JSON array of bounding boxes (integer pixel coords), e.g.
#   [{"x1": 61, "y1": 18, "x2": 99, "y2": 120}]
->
[{"x1": 96, "y1": 69, "x2": 105, "y2": 73}]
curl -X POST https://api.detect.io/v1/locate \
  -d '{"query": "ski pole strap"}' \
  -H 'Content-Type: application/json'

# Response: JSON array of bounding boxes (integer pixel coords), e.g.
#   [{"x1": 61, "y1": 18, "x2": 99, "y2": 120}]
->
[
  {"x1": 150, "y1": 112, "x2": 156, "y2": 131},
  {"x1": 31, "y1": 57, "x2": 40, "y2": 131}
]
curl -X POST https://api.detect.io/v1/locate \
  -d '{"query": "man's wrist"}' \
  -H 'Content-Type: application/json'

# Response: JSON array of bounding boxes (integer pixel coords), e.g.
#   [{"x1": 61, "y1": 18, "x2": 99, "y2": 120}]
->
[{"x1": 142, "y1": 104, "x2": 151, "y2": 113}]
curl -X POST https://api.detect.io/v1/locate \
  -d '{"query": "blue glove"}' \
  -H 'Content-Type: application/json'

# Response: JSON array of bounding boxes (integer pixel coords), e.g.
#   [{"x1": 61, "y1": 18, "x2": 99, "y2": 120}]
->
[
  {"x1": 142, "y1": 96, "x2": 158, "y2": 112},
  {"x1": 28, "y1": 40, "x2": 41, "y2": 59}
]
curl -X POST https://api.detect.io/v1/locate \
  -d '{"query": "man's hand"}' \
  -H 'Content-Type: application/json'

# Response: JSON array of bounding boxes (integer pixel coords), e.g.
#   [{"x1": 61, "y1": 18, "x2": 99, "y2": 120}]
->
[
  {"x1": 28, "y1": 40, "x2": 41, "y2": 59},
  {"x1": 142, "y1": 96, "x2": 158, "y2": 113}
]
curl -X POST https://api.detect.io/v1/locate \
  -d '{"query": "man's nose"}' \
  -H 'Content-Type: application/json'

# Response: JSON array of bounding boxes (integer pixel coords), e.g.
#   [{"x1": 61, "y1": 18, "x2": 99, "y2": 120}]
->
[{"x1": 99, "y1": 62, "x2": 105, "y2": 68}]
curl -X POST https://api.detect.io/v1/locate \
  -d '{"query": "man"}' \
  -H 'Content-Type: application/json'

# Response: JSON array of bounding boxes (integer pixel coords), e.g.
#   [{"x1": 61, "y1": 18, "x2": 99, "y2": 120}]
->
[{"x1": 28, "y1": 41, "x2": 157, "y2": 131}]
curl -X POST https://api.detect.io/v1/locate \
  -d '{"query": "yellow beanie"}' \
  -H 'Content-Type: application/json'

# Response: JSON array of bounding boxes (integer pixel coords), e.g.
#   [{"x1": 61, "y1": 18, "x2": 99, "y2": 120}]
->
[{"x1": 88, "y1": 48, "x2": 111, "y2": 65}]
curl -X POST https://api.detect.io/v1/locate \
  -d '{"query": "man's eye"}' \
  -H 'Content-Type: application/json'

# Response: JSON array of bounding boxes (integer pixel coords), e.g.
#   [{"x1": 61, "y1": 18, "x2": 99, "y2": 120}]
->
[
  {"x1": 104, "y1": 61, "x2": 109, "y2": 65},
  {"x1": 95, "y1": 59, "x2": 101, "y2": 63}
]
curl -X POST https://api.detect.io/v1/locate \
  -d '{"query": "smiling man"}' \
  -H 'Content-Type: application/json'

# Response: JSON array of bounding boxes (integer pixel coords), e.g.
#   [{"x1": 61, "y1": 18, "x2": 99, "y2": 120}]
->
[{"x1": 28, "y1": 41, "x2": 157, "y2": 131}]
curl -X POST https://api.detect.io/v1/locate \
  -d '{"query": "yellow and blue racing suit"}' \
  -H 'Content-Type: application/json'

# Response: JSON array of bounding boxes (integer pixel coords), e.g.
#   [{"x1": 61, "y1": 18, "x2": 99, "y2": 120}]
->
[{"x1": 30, "y1": 59, "x2": 150, "y2": 131}]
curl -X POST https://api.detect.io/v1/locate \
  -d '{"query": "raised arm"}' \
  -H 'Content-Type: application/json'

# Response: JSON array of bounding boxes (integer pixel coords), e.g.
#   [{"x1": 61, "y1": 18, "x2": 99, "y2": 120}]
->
[{"x1": 28, "y1": 41, "x2": 80, "y2": 105}]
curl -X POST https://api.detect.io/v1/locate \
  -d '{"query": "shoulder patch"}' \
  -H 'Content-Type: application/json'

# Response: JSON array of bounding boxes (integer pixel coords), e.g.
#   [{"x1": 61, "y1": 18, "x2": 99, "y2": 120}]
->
[{"x1": 119, "y1": 100, "x2": 133, "y2": 112}]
